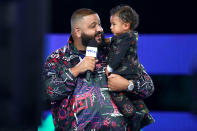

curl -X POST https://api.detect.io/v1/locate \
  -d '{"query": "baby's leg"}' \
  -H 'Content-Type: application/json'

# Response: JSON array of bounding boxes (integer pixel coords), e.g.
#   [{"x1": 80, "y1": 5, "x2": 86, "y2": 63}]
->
[
  {"x1": 110, "y1": 92, "x2": 145, "y2": 131},
  {"x1": 110, "y1": 92, "x2": 136, "y2": 117}
]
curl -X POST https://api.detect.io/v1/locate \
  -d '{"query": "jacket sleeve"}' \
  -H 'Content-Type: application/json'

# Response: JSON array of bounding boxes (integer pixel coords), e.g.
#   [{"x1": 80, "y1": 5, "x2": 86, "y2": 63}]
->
[
  {"x1": 42, "y1": 53, "x2": 77, "y2": 101},
  {"x1": 108, "y1": 38, "x2": 130, "y2": 70},
  {"x1": 127, "y1": 69, "x2": 154, "y2": 99}
]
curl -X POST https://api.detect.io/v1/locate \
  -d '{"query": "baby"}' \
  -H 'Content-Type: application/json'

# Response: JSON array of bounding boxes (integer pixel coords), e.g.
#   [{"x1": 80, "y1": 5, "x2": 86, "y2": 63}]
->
[{"x1": 106, "y1": 5, "x2": 154, "y2": 130}]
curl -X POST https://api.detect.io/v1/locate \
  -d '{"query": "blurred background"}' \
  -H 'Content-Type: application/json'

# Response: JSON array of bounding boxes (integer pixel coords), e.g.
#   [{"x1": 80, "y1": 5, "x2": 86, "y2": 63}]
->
[{"x1": 1, "y1": 0, "x2": 197, "y2": 130}]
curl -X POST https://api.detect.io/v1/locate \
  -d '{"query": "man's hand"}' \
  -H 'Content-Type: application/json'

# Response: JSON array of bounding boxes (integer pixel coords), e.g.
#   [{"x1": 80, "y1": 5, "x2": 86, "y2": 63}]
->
[
  {"x1": 70, "y1": 56, "x2": 96, "y2": 77},
  {"x1": 108, "y1": 74, "x2": 130, "y2": 91}
]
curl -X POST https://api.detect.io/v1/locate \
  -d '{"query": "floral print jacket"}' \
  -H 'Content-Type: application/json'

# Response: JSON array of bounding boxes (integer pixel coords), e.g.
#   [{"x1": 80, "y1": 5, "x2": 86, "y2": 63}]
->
[{"x1": 42, "y1": 36, "x2": 154, "y2": 131}]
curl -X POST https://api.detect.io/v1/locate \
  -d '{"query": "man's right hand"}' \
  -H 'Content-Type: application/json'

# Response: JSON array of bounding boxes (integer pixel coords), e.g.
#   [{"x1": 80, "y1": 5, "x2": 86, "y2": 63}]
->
[{"x1": 70, "y1": 56, "x2": 96, "y2": 77}]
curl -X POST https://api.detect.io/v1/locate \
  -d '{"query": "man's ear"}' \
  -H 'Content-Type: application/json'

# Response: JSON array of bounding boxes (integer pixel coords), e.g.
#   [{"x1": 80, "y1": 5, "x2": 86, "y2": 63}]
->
[{"x1": 74, "y1": 27, "x2": 81, "y2": 38}]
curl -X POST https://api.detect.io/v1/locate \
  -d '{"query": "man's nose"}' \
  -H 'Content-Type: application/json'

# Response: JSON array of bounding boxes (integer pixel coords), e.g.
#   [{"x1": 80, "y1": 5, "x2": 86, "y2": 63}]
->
[{"x1": 97, "y1": 25, "x2": 103, "y2": 32}]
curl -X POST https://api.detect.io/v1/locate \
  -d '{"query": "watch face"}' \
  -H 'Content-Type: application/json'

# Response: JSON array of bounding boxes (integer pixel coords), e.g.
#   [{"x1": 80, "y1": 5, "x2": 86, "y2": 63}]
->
[
  {"x1": 128, "y1": 86, "x2": 132, "y2": 90},
  {"x1": 128, "y1": 81, "x2": 134, "y2": 91}
]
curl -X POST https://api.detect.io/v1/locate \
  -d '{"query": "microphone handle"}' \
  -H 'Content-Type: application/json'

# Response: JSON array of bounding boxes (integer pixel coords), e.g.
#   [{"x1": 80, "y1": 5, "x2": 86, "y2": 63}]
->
[{"x1": 86, "y1": 70, "x2": 91, "y2": 81}]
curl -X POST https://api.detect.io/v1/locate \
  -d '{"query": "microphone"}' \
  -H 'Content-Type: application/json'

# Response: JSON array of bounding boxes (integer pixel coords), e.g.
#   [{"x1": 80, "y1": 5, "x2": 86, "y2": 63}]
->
[{"x1": 85, "y1": 40, "x2": 98, "y2": 81}]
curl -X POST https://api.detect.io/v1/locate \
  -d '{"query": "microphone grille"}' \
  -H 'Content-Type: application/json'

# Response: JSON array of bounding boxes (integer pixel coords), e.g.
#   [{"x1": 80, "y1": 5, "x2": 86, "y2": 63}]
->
[{"x1": 88, "y1": 40, "x2": 98, "y2": 47}]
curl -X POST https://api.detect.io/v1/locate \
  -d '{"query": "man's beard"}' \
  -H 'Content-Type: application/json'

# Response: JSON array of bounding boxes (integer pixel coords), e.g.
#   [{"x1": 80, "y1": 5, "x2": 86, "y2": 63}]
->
[{"x1": 81, "y1": 31, "x2": 105, "y2": 47}]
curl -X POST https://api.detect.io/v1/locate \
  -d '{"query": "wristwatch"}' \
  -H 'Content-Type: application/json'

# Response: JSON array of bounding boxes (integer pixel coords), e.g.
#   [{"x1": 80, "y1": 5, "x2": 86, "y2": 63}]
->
[{"x1": 127, "y1": 80, "x2": 134, "y2": 91}]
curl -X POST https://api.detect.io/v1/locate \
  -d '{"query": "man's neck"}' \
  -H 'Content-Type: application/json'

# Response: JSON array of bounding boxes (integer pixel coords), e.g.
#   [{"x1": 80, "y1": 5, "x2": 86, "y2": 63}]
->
[{"x1": 73, "y1": 39, "x2": 86, "y2": 51}]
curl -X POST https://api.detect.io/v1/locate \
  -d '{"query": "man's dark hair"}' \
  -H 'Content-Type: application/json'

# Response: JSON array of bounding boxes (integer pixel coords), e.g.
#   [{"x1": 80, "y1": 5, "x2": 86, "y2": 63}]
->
[
  {"x1": 110, "y1": 5, "x2": 139, "y2": 30},
  {"x1": 71, "y1": 8, "x2": 96, "y2": 32}
]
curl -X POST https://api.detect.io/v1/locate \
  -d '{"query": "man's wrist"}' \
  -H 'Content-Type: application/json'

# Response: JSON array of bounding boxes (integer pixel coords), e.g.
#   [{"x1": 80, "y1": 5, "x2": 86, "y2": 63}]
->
[{"x1": 70, "y1": 66, "x2": 79, "y2": 77}]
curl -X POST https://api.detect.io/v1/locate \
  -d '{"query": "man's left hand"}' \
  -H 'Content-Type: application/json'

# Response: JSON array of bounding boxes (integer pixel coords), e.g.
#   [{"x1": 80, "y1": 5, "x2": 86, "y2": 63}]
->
[{"x1": 107, "y1": 74, "x2": 130, "y2": 91}]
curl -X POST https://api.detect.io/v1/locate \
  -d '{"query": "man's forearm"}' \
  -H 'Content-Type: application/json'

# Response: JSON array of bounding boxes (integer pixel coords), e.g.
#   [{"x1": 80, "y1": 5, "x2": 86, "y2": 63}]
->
[{"x1": 70, "y1": 66, "x2": 80, "y2": 78}]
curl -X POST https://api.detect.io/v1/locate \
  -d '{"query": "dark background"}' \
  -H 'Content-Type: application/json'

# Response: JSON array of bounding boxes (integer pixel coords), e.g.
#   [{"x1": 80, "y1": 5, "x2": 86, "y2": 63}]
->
[
  {"x1": 0, "y1": 0, "x2": 46, "y2": 129},
  {"x1": 49, "y1": 0, "x2": 197, "y2": 34}
]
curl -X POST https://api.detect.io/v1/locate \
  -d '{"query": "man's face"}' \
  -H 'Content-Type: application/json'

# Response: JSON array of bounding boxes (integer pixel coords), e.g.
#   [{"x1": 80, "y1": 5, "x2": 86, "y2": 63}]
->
[
  {"x1": 81, "y1": 31, "x2": 105, "y2": 47},
  {"x1": 79, "y1": 14, "x2": 104, "y2": 46}
]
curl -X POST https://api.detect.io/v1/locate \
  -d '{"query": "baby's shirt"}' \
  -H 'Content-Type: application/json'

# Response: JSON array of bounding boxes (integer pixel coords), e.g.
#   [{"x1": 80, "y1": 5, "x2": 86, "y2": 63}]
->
[{"x1": 107, "y1": 31, "x2": 143, "y2": 79}]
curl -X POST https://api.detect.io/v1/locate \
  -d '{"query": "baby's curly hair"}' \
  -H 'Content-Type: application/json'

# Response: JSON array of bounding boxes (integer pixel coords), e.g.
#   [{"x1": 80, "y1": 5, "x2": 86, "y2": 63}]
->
[{"x1": 110, "y1": 5, "x2": 139, "y2": 30}]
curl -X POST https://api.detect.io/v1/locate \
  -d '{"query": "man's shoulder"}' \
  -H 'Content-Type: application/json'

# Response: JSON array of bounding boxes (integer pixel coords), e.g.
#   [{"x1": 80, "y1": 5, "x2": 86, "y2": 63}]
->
[{"x1": 47, "y1": 45, "x2": 68, "y2": 59}]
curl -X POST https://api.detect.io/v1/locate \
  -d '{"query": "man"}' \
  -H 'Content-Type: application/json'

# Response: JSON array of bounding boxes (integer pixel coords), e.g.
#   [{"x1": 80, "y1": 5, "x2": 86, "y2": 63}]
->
[{"x1": 42, "y1": 8, "x2": 154, "y2": 131}]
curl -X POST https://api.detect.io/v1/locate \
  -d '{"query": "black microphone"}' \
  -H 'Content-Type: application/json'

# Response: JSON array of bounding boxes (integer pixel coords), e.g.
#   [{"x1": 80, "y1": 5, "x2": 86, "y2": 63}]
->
[{"x1": 85, "y1": 40, "x2": 98, "y2": 81}]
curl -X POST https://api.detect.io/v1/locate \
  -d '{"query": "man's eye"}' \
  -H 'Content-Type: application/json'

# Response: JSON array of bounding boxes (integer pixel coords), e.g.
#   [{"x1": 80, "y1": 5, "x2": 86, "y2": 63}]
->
[{"x1": 90, "y1": 24, "x2": 96, "y2": 28}]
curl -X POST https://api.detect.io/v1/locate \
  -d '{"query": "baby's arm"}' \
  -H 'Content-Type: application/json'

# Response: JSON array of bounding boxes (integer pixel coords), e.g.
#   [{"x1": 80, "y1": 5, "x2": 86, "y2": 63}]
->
[{"x1": 107, "y1": 37, "x2": 131, "y2": 73}]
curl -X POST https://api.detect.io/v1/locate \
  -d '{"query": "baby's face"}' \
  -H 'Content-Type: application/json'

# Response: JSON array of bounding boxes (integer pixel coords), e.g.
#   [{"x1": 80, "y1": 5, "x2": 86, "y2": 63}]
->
[{"x1": 110, "y1": 15, "x2": 128, "y2": 36}]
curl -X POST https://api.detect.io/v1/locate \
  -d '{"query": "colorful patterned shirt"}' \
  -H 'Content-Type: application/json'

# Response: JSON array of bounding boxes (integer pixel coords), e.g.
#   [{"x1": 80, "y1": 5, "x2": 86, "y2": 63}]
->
[{"x1": 42, "y1": 36, "x2": 154, "y2": 131}]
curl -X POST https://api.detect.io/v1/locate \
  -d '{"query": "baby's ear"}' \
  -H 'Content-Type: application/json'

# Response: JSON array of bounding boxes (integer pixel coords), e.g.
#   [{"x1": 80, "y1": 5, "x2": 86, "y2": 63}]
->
[{"x1": 124, "y1": 22, "x2": 130, "y2": 30}]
